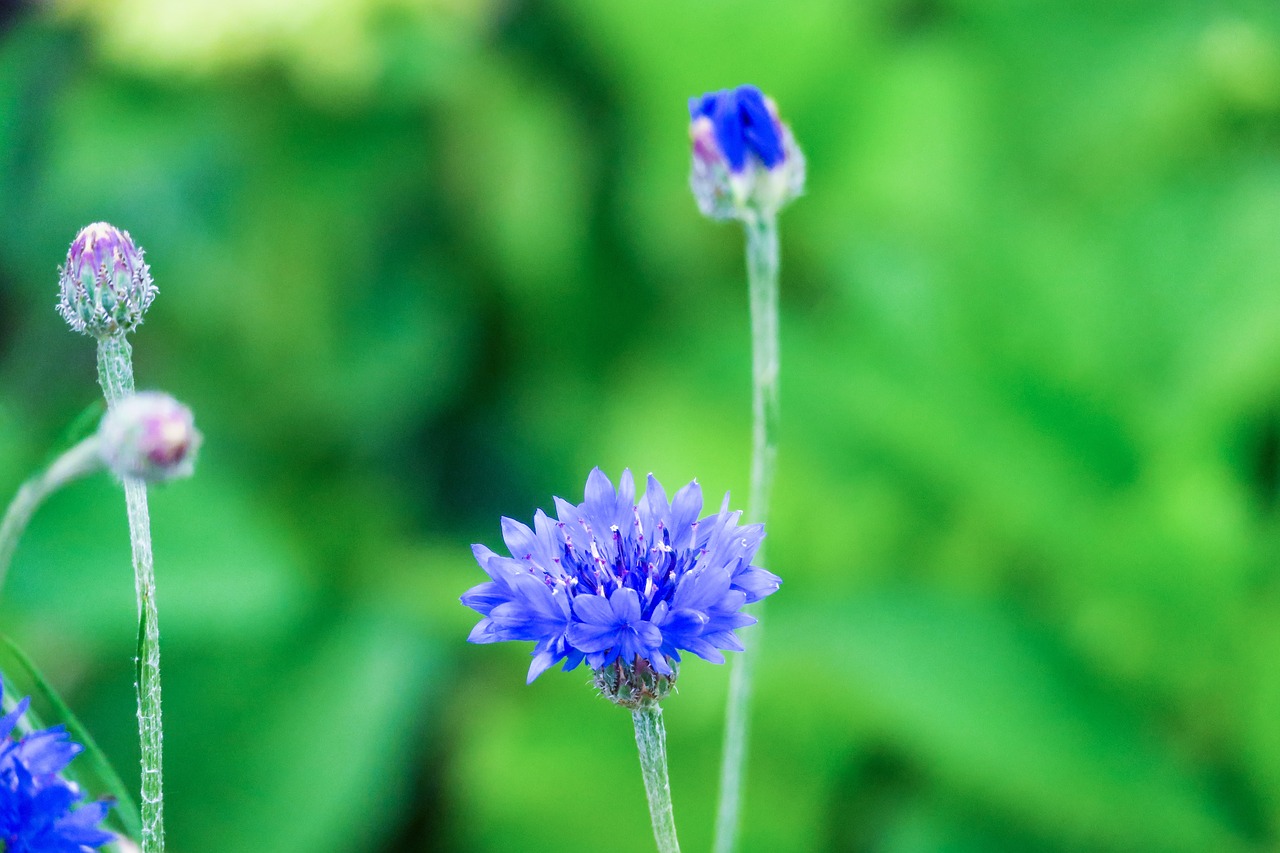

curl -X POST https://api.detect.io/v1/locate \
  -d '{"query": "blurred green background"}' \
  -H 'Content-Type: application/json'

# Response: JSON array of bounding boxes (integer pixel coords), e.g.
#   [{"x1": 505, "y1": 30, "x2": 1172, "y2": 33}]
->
[{"x1": 2, "y1": 0, "x2": 1280, "y2": 850}]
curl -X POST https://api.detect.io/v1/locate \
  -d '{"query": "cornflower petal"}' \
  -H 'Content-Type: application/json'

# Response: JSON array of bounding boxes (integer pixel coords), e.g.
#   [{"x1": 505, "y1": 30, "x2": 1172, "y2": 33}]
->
[
  {"x1": 500, "y1": 517, "x2": 541, "y2": 562},
  {"x1": 14, "y1": 727, "x2": 81, "y2": 777},
  {"x1": 0, "y1": 697, "x2": 30, "y2": 741},
  {"x1": 567, "y1": 622, "x2": 619, "y2": 653},
  {"x1": 583, "y1": 467, "x2": 616, "y2": 525},
  {"x1": 572, "y1": 593, "x2": 615, "y2": 627},
  {"x1": 732, "y1": 564, "x2": 783, "y2": 604}
]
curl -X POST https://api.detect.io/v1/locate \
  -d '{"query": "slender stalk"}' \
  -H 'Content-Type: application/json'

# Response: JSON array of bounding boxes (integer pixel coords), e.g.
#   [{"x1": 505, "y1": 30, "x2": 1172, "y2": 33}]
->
[
  {"x1": 0, "y1": 436, "x2": 102, "y2": 595},
  {"x1": 633, "y1": 704, "x2": 681, "y2": 853},
  {"x1": 713, "y1": 212, "x2": 779, "y2": 853},
  {"x1": 96, "y1": 334, "x2": 165, "y2": 853}
]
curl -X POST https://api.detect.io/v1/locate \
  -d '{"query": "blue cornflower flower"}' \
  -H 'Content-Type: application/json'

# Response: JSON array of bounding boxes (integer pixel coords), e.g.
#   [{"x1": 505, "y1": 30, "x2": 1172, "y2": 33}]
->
[
  {"x1": 0, "y1": 685, "x2": 115, "y2": 853},
  {"x1": 462, "y1": 469, "x2": 780, "y2": 705},
  {"x1": 688, "y1": 85, "x2": 805, "y2": 221}
]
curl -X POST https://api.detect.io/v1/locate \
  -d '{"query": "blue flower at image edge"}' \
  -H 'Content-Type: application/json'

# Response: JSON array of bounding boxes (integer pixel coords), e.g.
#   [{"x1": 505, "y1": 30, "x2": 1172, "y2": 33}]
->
[
  {"x1": 688, "y1": 84, "x2": 786, "y2": 173},
  {"x1": 461, "y1": 468, "x2": 781, "y2": 683},
  {"x1": 0, "y1": 684, "x2": 114, "y2": 853}
]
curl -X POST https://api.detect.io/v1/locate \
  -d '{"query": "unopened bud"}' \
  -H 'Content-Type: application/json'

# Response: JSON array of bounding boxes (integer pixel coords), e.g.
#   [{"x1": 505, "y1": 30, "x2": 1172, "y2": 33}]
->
[
  {"x1": 58, "y1": 222, "x2": 156, "y2": 338},
  {"x1": 688, "y1": 85, "x2": 805, "y2": 221},
  {"x1": 98, "y1": 392, "x2": 201, "y2": 483}
]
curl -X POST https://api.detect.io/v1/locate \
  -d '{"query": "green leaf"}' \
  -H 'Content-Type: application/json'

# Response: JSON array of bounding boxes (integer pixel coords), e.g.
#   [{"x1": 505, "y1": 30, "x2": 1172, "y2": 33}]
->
[{"x1": 770, "y1": 590, "x2": 1247, "y2": 852}]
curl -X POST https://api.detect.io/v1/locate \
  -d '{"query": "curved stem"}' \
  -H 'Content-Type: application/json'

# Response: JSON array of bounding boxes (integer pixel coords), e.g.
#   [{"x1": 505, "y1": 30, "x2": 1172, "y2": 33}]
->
[
  {"x1": 633, "y1": 704, "x2": 681, "y2": 853},
  {"x1": 96, "y1": 334, "x2": 165, "y2": 853},
  {"x1": 713, "y1": 212, "x2": 779, "y2": 853},
  {"x1": 0, "y1": 437, "x2": 103, "y2": 596}
]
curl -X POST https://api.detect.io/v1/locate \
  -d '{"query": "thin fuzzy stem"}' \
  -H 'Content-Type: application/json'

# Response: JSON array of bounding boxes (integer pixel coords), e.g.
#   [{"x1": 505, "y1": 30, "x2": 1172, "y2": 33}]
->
[
  {"x1": 96, "y1": 334, "x2": 165, "y2": 853},
  {"x1": 633, "y1": 704, "x2": 681, "y2": 853},
  {"x1": 713, "y1": 212, "x2": 779, "y2": 853},
  {"x1": 0, "y1": 436, "x2": 103, "y2": 595}
]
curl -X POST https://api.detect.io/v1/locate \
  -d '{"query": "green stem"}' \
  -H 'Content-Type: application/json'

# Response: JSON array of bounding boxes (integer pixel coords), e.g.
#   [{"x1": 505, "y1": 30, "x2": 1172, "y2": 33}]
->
[
  {"x1": 96, "y1": 334, "x2": 165, "y2": 853},
  {"x1": 0, "y1": 437, "x2": 103, "y2": 596},
  {"x1": 633, "y1": 704, "x2": 681, "y2": 853},
  {"x1": 713, "y1": 212, "x2": 779, "y2": 853}
]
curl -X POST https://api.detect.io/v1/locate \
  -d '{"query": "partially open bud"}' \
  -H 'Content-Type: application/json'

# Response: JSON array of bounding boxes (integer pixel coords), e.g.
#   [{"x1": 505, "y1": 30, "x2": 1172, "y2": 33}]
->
[
  {"x1": 58, "y1": 222, "x2": 157, "y2": 337},
  {"x1": 688, "y1": 85, "x2": 805, "y2": 221},
  {"x1": 98, "y1": 392, "x2": 201, "y2": 483}
]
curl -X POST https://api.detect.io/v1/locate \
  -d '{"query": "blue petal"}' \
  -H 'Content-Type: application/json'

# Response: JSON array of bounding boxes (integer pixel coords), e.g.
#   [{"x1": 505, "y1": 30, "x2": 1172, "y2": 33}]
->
[
  {"x1": 0, "y1": 696, "x2": 30, "y2": 742},
  {"x1": 672, "y1": 565, "x2": 732, "y2": 613},
  {"x1": 689, "y1": 92, "x2": 718, "y2": 120},
  {"x1": 532, "y1": 510, "x2": 563, "y2": 570},
  {"x1": 16, "y1": 727, "x2": 79, "y2": 776},
  {"x1": 669, "y1": 479, "x2": 702, "y2": 548},
  {"x1": 732, "y1": 564, "x2": 782, "y2": 603},
  {"x1": 500, "y1": 517, "x2": 539, "y2": 561},
  {"x1": 571, "y1": 592, "x2": 614, "y2": 626},
  {"x1": 561, "y1": 649, "x2": 585, "y2": 672},
  {"x1": 57, "y1": 799, "x2": 116, "y2": 845},
  {"x1": 703, "y1": 629, "x2": 746, "y2": 653},
  {"x1": 616, "y1": 469, "x2": 636, "y2": 525},
  {"x1": 609, "y1": 586, "x2": 642, "y2": 623},
  {"x1": 583, "y1": 467, "x2": 616, "y2": 524},
  {"x1": 641, "y1": 473, "x2": 669, "y2": 536},
  {"x1": 527, "y1": 646, "x2": 560, "y2": 683},
  {"x1": 736, "y1": 85, "x2": 784, "y2": 167},
  {"x1": 467, "y1": 618, "x2": 503, "y2": 644},
  {"x1": 460, "y1": 581, "x2": 507, "y2": 615},
  {"x1": 472, "y1": 544, "x2": 527, "y2": 583},
  {"x1": 711, "y1": 91, "x2": 748, "y2": 171},
  {"x1": 658, "y1": 607, "x2": 707, "y2": 647},
  {"x1": 682, "y1": 636, "x2": 726, "y2": 664},
  {"x1": 704, "y1": 607, "x2": 755, "y2": 634},
  {"x1": 634, "y1": 620, "x2": 662, "y2": 650},
  {"x1": 567, "y1": 622, "x2": 618, "y2": 653}
]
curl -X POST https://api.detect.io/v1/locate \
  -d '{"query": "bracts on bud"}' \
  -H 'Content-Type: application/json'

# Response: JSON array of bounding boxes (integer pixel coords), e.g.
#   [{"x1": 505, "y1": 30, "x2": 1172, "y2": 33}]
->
[{"x1": 58, "y1": 222, "x2": 156, "y2": 338}]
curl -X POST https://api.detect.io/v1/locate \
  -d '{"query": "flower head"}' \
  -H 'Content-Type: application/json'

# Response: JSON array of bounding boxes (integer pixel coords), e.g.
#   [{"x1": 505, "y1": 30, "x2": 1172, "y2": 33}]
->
[
  {"x1": 0, "y1": 682, "x2": 115, "y2": 852},
  {"x1": 97, "y1": 392, "x2": 201, "y2": 483},
  {"x1": 57, "y1": 222, "x2": 156, "y2": 338},
  {"x1": 461, "y1": 469, "x2": 781, "y2": 706},
  {"x1": 688, "y1": 85, "x2": 805, "y2": 221}
]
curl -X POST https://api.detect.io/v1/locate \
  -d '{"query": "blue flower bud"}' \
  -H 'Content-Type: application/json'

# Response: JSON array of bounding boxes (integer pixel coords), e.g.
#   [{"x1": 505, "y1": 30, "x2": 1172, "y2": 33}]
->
[
  {"x1": 98, "y1": 392, "x2": 201, "y2": 483},
  {"x1": 688, "y1": 85, "x2": 805, "y2": 221},
  {"x1": 57, "y1": 222, "x2": 156, "y2": 337}
]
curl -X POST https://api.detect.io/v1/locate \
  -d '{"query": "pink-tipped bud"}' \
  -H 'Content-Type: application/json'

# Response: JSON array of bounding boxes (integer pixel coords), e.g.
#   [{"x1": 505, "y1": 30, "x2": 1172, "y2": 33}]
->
[
  {"x1": 98, "y1": 392, "x2": 201, "y2": 483},
  {"x1": 58, "y1": 222, "x2": 156, "y2": 338}
]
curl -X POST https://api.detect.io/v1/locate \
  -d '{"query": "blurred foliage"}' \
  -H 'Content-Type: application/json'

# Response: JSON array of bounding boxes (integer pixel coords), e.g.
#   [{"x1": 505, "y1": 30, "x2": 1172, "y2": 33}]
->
[{"x1": 2, "y1": 0, "x2": 1280, "y2": 850}]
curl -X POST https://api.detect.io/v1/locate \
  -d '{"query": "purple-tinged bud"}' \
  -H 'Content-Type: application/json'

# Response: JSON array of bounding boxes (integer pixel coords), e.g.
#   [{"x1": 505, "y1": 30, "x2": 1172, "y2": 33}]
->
[
  {"x1": 57, "y1": 222, "x2": 157, "y2": 337},
  {"x1": 688, "y1": 85, "x2": 805, "y2": 221},
  {"x1": 98, "y1": 392, "x2": 201, "y2": 483}
]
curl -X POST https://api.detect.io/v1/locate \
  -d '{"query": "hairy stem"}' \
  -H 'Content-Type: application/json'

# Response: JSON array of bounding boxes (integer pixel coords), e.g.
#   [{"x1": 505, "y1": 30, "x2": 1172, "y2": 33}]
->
[
  {"x1": 96, "y1": 334, "x2": 164, "y2": 853},
  {"x1": 633, "y1": 704, "x2": 681, "y2": 853},
  {"x1": 0, "y1": 437, "x2": 102, "y2": 596},
  {"x1": 713, "y1": 212, "x2": 779, "y2": 853}
]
